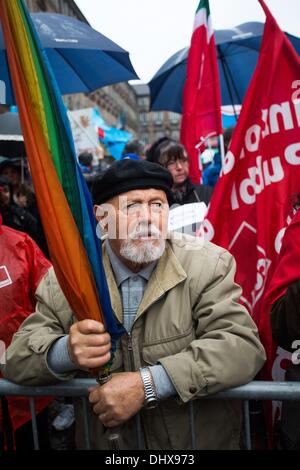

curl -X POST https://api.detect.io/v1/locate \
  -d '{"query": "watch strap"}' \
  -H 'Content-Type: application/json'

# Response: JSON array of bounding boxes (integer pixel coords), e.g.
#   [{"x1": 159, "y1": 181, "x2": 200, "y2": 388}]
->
[{"x1": 140, "y1": 367, "x2": 157, "y2": 408}]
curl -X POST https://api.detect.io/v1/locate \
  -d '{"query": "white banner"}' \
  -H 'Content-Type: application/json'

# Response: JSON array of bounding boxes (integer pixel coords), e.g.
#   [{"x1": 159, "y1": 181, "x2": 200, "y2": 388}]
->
[{"x1": 68, "y1": 108, "x2": 103, "y2": 160}]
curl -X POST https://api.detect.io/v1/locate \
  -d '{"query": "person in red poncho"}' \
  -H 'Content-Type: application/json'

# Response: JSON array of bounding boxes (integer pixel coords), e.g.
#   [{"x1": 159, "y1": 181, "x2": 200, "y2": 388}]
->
[
  {"x1": 0, "y1": 212, "x2": 51, "y2": 449},
  {"x1": 264, "y1": 196, "x2": 300, "y2": 450}
]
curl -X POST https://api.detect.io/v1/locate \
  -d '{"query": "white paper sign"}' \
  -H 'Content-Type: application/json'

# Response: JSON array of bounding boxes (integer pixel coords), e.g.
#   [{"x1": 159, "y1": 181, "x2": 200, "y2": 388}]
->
[
  {"x1": 68, "y1": 108, "x2": 100, "y2": 159},
  {"x1": 168, "y1": 202, "x2": 208, "y2": 232}
]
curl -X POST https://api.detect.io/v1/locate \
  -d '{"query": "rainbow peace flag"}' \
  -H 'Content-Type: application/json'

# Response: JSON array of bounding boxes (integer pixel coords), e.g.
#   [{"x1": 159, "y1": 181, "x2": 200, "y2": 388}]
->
[{"x1": 0, "y1": 0, "x2": 122, "y2": 352}]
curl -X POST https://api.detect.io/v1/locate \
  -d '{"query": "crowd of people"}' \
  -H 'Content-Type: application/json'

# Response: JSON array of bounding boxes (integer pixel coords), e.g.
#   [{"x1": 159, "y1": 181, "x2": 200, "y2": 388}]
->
[{"x1": 0, "y1": 133, "x2": 299, "y2": 451}]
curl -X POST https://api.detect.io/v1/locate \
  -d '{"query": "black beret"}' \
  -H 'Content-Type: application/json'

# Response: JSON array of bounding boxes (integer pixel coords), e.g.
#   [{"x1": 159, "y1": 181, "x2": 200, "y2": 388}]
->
[{"x1": 92, "y1": 159, "x2": 173, "y2": 204}]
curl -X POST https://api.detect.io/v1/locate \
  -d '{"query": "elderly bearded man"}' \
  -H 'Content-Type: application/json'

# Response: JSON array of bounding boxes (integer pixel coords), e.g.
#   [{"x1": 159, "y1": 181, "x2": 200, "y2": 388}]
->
[{"x1": 3, "y1": 160, "x2": 266, "y2": 450}]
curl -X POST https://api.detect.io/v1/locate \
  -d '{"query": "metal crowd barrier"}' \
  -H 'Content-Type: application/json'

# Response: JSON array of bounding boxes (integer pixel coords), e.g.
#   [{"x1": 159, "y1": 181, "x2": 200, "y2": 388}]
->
[{"x1": 1, "y1": 379, "x2": 300, "y2": 451}]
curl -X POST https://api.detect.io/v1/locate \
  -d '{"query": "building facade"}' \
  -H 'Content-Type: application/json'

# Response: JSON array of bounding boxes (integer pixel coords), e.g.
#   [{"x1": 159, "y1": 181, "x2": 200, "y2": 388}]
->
[{"x1": 133, "y1": 84, "x2": 181, "y2": 146}]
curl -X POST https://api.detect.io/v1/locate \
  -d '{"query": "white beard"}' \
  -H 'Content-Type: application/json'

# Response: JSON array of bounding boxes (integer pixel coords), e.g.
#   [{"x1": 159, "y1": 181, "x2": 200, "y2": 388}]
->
[
  {"x1": 120, "y1": 223, "x2": 165, "y2": 264},
  {"x1": 120, "y1": 239, "x2": 165, "y2": 264}
]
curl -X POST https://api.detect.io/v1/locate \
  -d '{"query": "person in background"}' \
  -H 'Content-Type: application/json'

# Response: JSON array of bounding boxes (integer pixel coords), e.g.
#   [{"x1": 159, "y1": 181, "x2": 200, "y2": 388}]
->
[
  {"x1": 146, "y1": 136, "x2": 170, "y2": 164},
  {"x1": 0, "y1": 159, "x2": 21, "y2": 201},
  {"x1": 14, "y1": 183, "x2": 35, "y2": 210},
  {"x1": 202, "y1": 150, "x2": 221, "y2": 188},
  {"x1": 78, "y1": 151, "x2": 99, "y2": 191},
  {"x1": 122, "y1": 139, "x2": 146, "y2": 160},
  {"x1": 0, "y1": 212, "x2": 51, "y2": 450},
  {"x1": 0, "y1": 158, "x2": 50, "y2": 257},
  {"x1": 78, "y1": 151, "x2": 93, "y2": 175},
  {"x1": 267, "y1": 195, "x2": 300, "y2": 450},
  {"x1": 15, "y1": 183, "x2": 50, "y2": 258},
  {"x1": 0, "y1": 176, "x2": 39, "y2": 244},
  {"x1": 158, "y1": 141, "x2": 213, "y2": 206},
  {"x1": 202, "y1": 127, "x2": 234, "y2": 188}
]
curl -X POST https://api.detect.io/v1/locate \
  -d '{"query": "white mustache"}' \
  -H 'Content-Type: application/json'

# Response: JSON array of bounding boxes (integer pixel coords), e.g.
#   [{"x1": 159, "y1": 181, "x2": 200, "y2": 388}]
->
[{"x1": 128, "y1": 224, "x2": 161, "y2": 240}]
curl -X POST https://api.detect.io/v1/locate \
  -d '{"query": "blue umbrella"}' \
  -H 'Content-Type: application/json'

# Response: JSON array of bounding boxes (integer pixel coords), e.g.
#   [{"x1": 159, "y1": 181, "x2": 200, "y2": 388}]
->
[
  {"x1": 149, "y1": 22, "x2": 300, "y2": 114},
  {"x1": 0, "y1": 12, "x2": 138, "y2": 104}
]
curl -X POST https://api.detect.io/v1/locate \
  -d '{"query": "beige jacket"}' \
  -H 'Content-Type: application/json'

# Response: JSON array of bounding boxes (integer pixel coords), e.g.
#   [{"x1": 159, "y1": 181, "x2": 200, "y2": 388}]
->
[{"x1": 3, "y1": 234, "x2": 266, "y2": 449}]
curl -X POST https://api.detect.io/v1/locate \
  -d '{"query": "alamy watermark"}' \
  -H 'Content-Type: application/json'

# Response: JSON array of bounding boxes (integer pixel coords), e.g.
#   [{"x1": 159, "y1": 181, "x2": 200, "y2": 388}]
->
[{"x1": 291, "y1": 340, "x2": 300, "y2": 365}]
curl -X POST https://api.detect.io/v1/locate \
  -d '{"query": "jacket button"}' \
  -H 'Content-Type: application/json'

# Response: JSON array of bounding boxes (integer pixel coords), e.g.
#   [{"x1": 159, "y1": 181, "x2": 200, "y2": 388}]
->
[{"x1": 189, "y1": 387, "x2": 197, "y2": 394}]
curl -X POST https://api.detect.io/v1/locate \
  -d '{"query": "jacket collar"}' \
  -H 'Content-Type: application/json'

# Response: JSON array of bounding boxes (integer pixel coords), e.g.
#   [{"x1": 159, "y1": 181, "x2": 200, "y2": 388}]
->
[{"x1": 102, "y1": 238, "x2": 187, "y2": 325}]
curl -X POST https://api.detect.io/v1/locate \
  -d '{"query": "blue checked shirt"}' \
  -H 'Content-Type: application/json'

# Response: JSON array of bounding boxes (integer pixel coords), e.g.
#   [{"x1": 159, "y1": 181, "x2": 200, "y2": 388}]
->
[
  {"x1": 105, "y1": 241, "x2": 176, "y2": 400},
  {"x1": 106, "y1": 241, "x2": 156, "y2": 333}
]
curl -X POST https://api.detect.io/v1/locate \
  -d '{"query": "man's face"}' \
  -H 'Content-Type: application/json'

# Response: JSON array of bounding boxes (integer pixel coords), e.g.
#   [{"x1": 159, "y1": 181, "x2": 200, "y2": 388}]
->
[{"x1": 95, "y1": 188, "x2": 169, "y2": 265}]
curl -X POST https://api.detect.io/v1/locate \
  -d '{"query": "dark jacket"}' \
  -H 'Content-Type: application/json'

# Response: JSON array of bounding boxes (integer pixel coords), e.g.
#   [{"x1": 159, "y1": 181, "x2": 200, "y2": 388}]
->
[
  {"x1": 1, "y1": 203, "x2": 38, "y2": 244},
  {"x1": 271, "y1": 281, "x2": 300, "y2": 450},
  {"x1": 170, "y1": 178, "x2": 213, "y2": 206},
  {"x1": 271, "y1": 280, "x2": 300, "y2": 352},
  {"x1": 202, "y1": 152, "x2": 222, "y2": 187}
]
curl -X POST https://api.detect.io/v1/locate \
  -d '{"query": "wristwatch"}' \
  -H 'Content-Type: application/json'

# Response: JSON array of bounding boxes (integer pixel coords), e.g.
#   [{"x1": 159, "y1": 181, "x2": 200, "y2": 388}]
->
[{"x1": 140, "y1": 367, "x2": 158, "y2": 409}]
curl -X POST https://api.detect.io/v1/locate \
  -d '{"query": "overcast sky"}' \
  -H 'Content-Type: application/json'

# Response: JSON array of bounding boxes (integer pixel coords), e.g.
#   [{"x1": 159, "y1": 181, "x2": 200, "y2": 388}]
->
[{"x1": 75, "y1": 0, "x2": 300, "y2": 83}]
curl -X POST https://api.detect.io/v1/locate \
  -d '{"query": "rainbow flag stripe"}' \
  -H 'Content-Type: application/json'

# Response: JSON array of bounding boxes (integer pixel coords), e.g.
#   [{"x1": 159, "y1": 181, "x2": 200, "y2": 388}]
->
[{"x1": 0, "y1": 0, "x2": 122, "y2": 347}]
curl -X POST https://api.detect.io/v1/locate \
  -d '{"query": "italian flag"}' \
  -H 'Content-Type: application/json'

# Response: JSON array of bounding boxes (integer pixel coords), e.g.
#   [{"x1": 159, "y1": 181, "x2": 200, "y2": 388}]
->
[{"x1": 180, "y1": 0, "x2": 222, "y2": 184}]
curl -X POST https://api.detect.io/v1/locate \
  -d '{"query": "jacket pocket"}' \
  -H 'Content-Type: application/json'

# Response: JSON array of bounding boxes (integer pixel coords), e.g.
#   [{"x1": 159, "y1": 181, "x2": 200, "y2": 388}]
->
[{"x1": 142, "y1": 327, "x2": 195, "y2": 365}]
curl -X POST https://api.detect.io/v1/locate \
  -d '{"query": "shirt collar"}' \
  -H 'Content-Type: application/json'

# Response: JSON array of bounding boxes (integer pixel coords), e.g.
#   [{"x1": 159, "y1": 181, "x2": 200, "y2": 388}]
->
[{"x1": 106, "y1": 240, "x2": 157, "y2": 287}]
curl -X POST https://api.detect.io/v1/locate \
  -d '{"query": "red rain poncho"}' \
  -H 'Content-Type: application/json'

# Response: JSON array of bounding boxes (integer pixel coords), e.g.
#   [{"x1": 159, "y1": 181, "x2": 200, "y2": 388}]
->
[{"x1": 0, "y1": 214, "x2": 51, "y2": 430}]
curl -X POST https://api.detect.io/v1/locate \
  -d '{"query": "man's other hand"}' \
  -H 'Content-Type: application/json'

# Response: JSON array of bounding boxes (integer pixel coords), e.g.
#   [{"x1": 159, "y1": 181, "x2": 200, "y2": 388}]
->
[
  {"x1": 68, "y1": 319, "x2": 111, "y2": 369},
  {"x1": 88, "y1": 372, "x2": 145, "y2": 427}
]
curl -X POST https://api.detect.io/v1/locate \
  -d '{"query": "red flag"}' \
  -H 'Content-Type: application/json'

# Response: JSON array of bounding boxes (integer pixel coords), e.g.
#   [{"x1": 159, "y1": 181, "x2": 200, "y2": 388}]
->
[
  {"x1": 204, "y1": 0, "x2": 300, "y2": 385},
  {"x1": 264, "y1": 207, "x2": 300, "y2": 310},
  {"x1": 98, "y1": 127, "x2": 105, "y2": 139},
  {"x1": 180, "y1": 0, "x2": 222, "y2": 184}
]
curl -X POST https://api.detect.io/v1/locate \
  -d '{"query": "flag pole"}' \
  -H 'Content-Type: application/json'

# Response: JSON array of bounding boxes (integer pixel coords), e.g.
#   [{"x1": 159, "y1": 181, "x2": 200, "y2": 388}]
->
[{"x1": 219, "y1": 132, "x2": 225, "y2": 168}]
